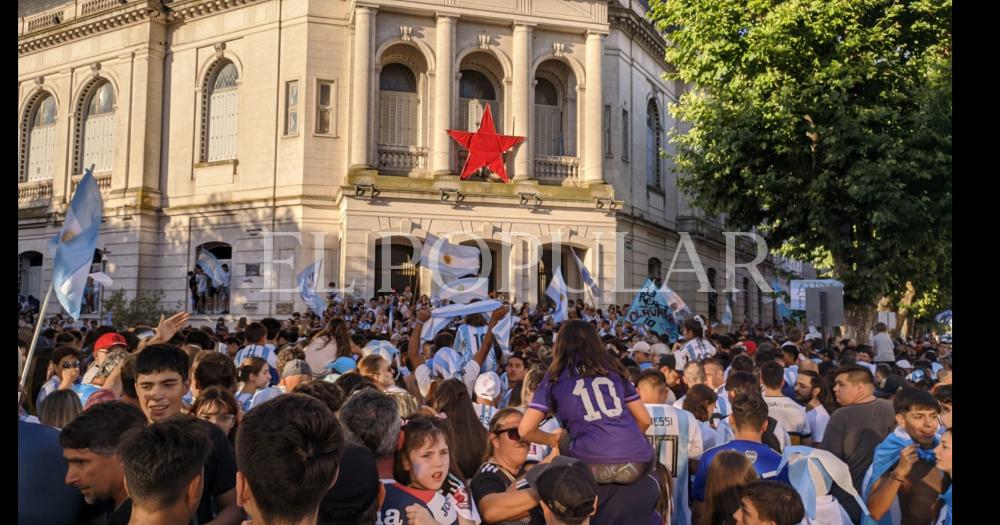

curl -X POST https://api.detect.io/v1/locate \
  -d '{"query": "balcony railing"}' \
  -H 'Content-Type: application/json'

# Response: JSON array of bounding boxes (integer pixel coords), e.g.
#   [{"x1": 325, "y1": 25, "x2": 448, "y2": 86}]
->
[
  {"x1": 71, "y1": 172, "x2": 112, "y2": 194},
  {"x1": 377, "y1": 145, "x2": 428, "y2": 175},
  {"x1": 534, "y1": 156, "x2": 579, "y2": 184},
  {"x1": 18, "y1": 179, "x2": 53, "y2": 208}
]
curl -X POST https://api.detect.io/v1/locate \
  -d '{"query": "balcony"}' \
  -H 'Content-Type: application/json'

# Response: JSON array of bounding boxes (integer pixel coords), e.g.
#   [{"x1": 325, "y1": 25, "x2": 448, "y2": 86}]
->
[
  {"x1": 377, "y1": 145, "x2": 428, "y2": 175},
  {"x1": 71, "y1": 172, "x2": 112, "y2": 194},
  {"x1": 18, "y1": 179, "x2": 53, "y2": 208},
  {"x1": 534, "y1": 156, "x2": 579, "y2": 184}
]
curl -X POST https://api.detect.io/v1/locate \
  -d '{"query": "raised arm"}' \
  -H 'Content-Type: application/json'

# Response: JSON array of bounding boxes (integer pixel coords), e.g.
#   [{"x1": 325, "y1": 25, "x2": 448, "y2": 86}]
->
[
  {"x1": 474, "y1": 305, "x2": 510, "y2": 366},
  {"x1": 408, "y1": 307, "x2": 431, "y2": 369}
]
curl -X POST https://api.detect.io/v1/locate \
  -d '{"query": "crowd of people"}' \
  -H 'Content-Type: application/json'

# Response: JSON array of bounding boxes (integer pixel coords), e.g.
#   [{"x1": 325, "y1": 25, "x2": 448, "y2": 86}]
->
[{"x1": 18, "y1": 290, "x2": 953, "y2": 525}]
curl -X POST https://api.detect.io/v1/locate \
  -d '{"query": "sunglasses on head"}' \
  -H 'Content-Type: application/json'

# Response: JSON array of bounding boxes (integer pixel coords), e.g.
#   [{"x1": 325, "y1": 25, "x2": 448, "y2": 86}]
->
[{"x1": 493, "y1": 427, "x2": 521, "y2": 441}]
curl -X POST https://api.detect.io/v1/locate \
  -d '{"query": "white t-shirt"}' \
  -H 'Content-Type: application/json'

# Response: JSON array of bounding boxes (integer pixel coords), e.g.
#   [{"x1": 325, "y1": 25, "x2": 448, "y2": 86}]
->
[
  {"x1": 644, "y1": 403, "x2": 703, "y2": 525},
  {"x1": 765, "y1": 395, "x2": 812, "y2": 439},
  {"x1": 806, "y1": 404, "x2": 831, "y2": 443},
  {"x1": 414, "y1": 359, "x2": 481, "y2": 398}
]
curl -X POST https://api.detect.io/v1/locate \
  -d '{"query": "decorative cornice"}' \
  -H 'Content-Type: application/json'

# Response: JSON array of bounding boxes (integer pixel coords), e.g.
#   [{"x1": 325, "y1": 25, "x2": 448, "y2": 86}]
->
[
  {"x1": 165, "y1": 0, "x2": 268, "y2": 23},
  {"x1": 18, "y1": 0, "x2": 268, "y2": 55},
  {"x1": 607, "y1": 0, "x2": 666, "y2": 60},
  {"x1": 19, "y1": 2, "x2": 163, "y2": 55}
]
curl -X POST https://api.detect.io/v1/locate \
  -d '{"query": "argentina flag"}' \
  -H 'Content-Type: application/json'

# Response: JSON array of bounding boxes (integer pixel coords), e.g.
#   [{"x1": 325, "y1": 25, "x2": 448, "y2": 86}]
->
[
  {"x1": 52, "y1": 166, "x2": 104, "y2": 319},
  {"x1": 297, "y1": 259, "x2": 327, "y2": 316}
]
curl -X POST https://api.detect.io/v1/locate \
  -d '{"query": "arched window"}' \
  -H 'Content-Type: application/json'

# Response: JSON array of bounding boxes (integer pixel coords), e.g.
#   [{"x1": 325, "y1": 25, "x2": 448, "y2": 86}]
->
[
  {"x1": 534, "y1": 78, "x2": 564, "y2": 156},
  {"x1": 374, "y1": 238, "x2": 419, "y2": 297},
  {"x1": 192, "y1": 242, "x2": 233, "y2": 314},
  {"x1": 18, "y1": 251, "x2": 44, "y2": 300},
  {"x1": 459, "y1": 69, "x2": 501, "y2": 132},
  {"x1": 204, "y1": 62, "x2": 239, "y2": 162},
  {"x1": 378, "y1": 63, "x2": 419, "y2": 147},
  {"x1": 648, "y1": 257, "x2": 662, "y2": 285},
  {"x1": 81, "y1": 82, "x2": 115, "y2": 173},
  {"x1": 26, "y1": 95, "x2": 57, "y2": 182},
  {"x1": 646, "y1": 99, "x2": 662, "y2": 188},
  {"x1": 707, "y1": 268, "x2": 718, "y2": 322},
  {"x1": 743, "y1": 277, "x2": 751, "y2": 321}
]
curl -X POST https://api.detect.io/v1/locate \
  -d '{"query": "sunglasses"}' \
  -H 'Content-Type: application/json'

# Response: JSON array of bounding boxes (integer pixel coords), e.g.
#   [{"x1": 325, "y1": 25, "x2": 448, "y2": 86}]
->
[{"x1": 493, "y1": 427, "x2": 521, "y2": 441}]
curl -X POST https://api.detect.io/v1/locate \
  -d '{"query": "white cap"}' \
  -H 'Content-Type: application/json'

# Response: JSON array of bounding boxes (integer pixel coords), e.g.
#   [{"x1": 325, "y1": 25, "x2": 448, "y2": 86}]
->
[
  {"x1": 896, "y1": 359, "x2": 913, "y2": 369},
  {"x1": 475, "y1": 372, "x2": 502, "y2": 400},
  {"x1": 631, "y1": 341, "x2": 652, "y2": 354},
  {"x1": 651, "y1": 343, "x2": 671, "y2": 356}
]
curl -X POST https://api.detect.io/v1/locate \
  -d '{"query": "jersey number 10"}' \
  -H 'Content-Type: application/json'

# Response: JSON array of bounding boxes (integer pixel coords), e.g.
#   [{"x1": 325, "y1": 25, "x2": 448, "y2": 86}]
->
[{"x1": 572, "y1": 378, "x2": 624, "y2": 421}]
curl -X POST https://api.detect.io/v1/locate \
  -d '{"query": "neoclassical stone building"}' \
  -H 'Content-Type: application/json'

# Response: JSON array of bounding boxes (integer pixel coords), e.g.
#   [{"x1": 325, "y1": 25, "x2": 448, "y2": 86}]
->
[{"x1": 18, "y1": 0, "x2": 806, "y2": 322}]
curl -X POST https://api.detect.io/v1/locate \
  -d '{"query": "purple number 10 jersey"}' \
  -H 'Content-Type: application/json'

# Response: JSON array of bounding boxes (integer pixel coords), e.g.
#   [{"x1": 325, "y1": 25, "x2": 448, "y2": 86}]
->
[{"x1": 530, "y1": 369, "x2": 653, "y2": 465}]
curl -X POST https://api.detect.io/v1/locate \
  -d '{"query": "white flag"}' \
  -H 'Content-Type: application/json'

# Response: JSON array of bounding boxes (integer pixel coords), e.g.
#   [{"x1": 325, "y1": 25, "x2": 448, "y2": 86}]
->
[
  {"x1": 420, "y1": 233, "x2": 481, "y2": 278},
  {"x1": 296, "y1": 259, "x2": 327, "y2": 315},
  {"x1": 437, "y1": 277, "x2": 489, "y2": 305},
  {"x1": 545, "y1": 267, "x2": 569, "y2": 323},
  {"x1": 571, "y1": 248, "x2": 601, "y2": 305}
]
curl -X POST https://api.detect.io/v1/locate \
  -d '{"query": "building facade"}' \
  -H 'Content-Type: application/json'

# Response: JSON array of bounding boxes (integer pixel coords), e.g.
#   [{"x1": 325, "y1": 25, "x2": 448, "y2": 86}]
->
[{"x1": 18, "y1": 0, "x2": 806, "y2": 322}]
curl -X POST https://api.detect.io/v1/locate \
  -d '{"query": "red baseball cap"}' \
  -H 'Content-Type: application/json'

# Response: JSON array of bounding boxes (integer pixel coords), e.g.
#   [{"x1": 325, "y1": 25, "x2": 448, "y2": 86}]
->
[{"x1": 95, "y1": 332, "x2": 128, "y2": 352}]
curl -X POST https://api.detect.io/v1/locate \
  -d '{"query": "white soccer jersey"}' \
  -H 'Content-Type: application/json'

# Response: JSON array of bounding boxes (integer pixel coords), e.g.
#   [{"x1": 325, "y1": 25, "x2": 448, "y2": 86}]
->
[{"x1": 645, "y1": 403, "x2": 704, "y2": 525}]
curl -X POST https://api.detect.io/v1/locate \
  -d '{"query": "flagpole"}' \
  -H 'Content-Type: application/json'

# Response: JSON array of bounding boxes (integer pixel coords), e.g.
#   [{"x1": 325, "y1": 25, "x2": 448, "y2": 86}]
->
[{"x1": 19, "y1": 280, "x2": 55, "y2": 408}]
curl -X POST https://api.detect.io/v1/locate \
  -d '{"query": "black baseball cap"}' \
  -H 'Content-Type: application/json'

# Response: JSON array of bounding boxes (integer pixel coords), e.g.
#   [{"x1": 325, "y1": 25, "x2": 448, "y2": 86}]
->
[{"x1": 525, "y1": 456, "x2": 598, "y2": 523}]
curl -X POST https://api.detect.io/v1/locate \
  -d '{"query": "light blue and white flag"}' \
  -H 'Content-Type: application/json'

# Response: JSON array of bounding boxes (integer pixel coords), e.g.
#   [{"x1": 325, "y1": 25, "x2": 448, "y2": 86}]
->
[
  {"x1": 420, "y1": 299, "x2": 503, "y2": 341},
  {"x1": 545, "y1": 267, "x2": 569, "y2": 323},
  {"x1": 776, "y1": 446, "x2": 869, "y2": 522},
  {"x1": 721, "y1": 296, "x2": 734, "y2": 327},
  {"x1": 570, "y1": 248, "x2": 601, "y2": 305},
  {"x1": 197, "y1": 249, "x2": 226, "y2": 287},
  {"x1": 934, "y1": 309, "x2": 952, "y2": 325},
  {"x1": 52, "y1": 166, "x2": 104, "y2": 319},
  {"x1": 437, "y1": 277, "x2": 489, "y2": 304},
  {"x1": 658, "y1": 281, "x2": 691, "y2": 323},
  {"x1": 297, "y1": 259, "x2": 327, "y2": 316},
  {"x1": 772, "y1": 279, "x2": 793, "y2": 320},
  {"x1": 420, "y1": 233, "x2": 480, "y2": 278},
  {"x1": 625, "y1": 278, "x2": 678, "y2": 339}
]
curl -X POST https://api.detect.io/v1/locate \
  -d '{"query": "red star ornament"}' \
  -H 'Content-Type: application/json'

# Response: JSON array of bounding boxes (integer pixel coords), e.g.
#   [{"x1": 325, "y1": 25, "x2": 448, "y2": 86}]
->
[{"x1": 447, "y1": 105, "x2": 525, "y2": 182}]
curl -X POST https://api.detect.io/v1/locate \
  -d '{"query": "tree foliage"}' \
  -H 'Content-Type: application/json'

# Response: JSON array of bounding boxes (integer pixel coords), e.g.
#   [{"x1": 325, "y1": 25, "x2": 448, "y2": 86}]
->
[
  {"x1": 648, "y1": 0, "x2": 951, "y2": 310},
  {"x1": 102, "y1": 289, "x2": 176, "y2": 329}
]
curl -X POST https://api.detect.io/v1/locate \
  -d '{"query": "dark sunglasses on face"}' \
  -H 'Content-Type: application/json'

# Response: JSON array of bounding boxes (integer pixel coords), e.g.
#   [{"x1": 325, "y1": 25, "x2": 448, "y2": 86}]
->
[{"x1": 494, "y1": 427, "x2": 521, "y2": 441}]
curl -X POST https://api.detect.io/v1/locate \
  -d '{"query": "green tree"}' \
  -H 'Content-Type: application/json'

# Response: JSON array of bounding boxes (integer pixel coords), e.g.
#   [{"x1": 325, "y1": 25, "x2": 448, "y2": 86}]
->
[
  {"x1": 648, "y1": 0, "x2": 951, "y2": 335},
  {"x1": 102, "y1": 289, "x2": 177, "y2": 329}
]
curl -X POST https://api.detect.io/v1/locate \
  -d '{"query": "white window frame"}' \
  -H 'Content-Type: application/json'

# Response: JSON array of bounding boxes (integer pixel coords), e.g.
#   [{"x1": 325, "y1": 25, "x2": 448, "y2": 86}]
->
[
  {"x1": 202, "y1": 62, "x2": 240, "y2": 163},
  {"x1": 26, "y1": 95, "x2": 57, "y2": 182},
  {"x1": 315, "y1": 79, "x2": 338, "y2": 137},
  {"x1": 284, "y1": 80, "x2": 299, "y2": 136}
]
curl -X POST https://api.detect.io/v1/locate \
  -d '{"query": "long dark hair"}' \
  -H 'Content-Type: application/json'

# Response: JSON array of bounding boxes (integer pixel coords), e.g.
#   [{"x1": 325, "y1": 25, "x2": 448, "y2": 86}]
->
[
  {"x1": 312, "y1": 318, "x2": 352, "y2": 358},
  {"x1": 701, "y1": 450, "x2": 759, "y2": 525},
  {"x1": 799, "y1": 370, "x2": 838, "y2": 415},
  {"x1": 429, "y1": 379, "x2": 488, "y2": 480},
  {"x1": 547, "y1": 320, "x2": 628, "y2": 382},
  {"x1": 683, "y1": 384, "x2": 719, "y2": 423},
  {"x1": 393, "y1": 415, "x2": 465, "y2": 489}
]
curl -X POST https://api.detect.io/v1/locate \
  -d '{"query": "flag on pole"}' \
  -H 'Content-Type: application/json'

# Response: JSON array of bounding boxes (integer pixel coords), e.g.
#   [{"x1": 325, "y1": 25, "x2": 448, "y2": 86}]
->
[
  {"x1": 437, "y1": 277, "x2": 489, "y2": 304},
  {"x1": 721, "y1": 296, "x2": 734, "y2": 327},
  {"x1": 197, "y1": 249, "x2": 225, "y2": 287},
  {"x1": 626, "y1": 278, "x2": 678, "y2": 339},
  {"x1": 545, "y1": 267, "x2": 569, "y2": 323},
  {"x1": 570, "y1": 248, "x2": 601, "y2": 305},
  {"x1": 657, "y1": 282, "x2": 691, "y2": 323},
  {"x1": 297, "y1": 259, "x2": 327, "y2": 316},
  {"x1": 772, "y1": 279, "x2": 792, "y2": 320},
  {"x1": 419, "y1": 233, "x2": 481, "y2": 278},
  {"x1": 52, "y1": 166, "x2": 104, "y2": 319}
]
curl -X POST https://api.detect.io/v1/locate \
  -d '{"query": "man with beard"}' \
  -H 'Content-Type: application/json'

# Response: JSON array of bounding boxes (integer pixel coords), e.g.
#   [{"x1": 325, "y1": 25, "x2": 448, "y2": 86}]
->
[{"x1": 60, "y1": 402, "x2": 147, "y2": 524}]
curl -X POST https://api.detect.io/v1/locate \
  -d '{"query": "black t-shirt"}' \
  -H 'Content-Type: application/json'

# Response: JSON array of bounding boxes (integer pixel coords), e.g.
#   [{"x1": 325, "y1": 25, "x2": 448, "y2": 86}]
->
[
  {"x1": 195, "y1": 418, "x2": 238, "y2": 524},
  {"x1": 107, "y1": 499, "x2": 131, "y2": 525},
  {"x1": 469, "y1": 463, "x2": 536, "y2": 525}
]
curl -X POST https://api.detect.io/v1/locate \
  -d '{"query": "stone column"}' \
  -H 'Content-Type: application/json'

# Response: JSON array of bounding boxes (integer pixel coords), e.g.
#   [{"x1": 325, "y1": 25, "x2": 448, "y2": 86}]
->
[
  {"x1": 512, "y1": 24, "x2": 533, "y2": 180},
  {"x1": 432, "y1": 15, "x2": 458, "y2": 174},
  {"x1": 583, "y1": 30, "x2": 606, "y2": 183},
  {"x1": 349, "y1": 6, "x2": 377, "y2": 170}
]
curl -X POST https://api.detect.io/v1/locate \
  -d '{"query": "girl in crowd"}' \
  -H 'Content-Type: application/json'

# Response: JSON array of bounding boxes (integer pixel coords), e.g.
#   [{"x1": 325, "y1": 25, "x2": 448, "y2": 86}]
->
[
  {"x1": 519, "y1": 320, "x2": 657, "y2": 524},
  {"x1": 358, "y1": 354, "x2": 396, "y2": 392},
  {"x1": 675, "y1": 317, "x2": 717, "y2": 370},
  {"x1": 38, "y1": 389, "x2": 82, "y2": 429},
  {"x1": 235, "y1": 357, "x2": 269, "y2": 412},
  {"x1": 191, "y1": 385, "x2": 241, "y2": 445},
  {"x1": 699, "y1": 450, "x2": 759, "y2": 525},
  {"x1": 380, "y1": 415, "x2": 480, "y2": 525},
  {"x1": 303, "y1": 317, "x2": 353, "y2": 373},
  {"x1": 429, "y1": 379, "x2": 489, "y2": 480},
  {"x1": 684, "y1": 384, "x2": 722, "y2": 450}
]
